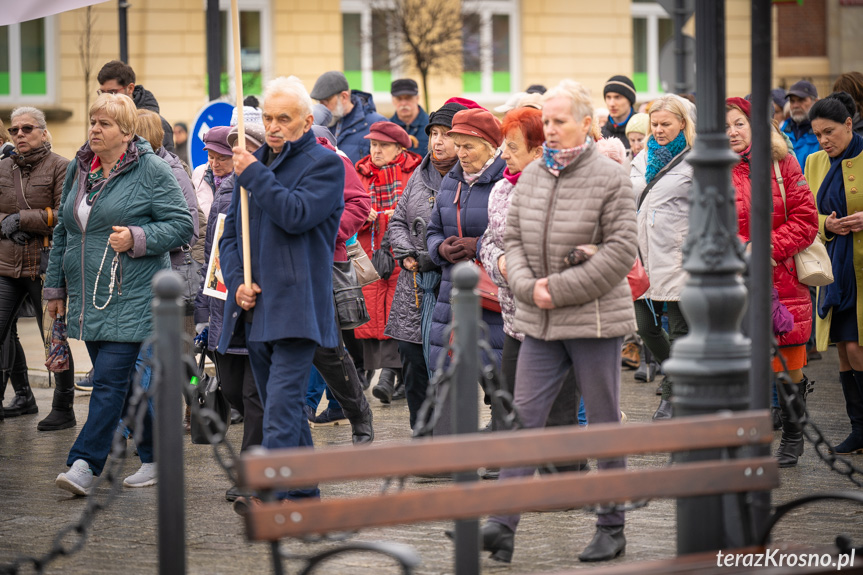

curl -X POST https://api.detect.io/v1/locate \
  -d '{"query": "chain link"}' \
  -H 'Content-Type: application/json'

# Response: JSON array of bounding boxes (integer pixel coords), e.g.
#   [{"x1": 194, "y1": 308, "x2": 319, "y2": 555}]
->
[
  {"x1": 773, "y1": 345, "x2": 863, "y2": 488},
  {"x1": 0, "y1": 339, "x2": 158, "y2": 575}
]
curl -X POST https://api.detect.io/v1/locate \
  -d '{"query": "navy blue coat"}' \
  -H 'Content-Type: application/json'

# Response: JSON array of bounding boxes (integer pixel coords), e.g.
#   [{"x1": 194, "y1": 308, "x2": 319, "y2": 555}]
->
[
  {"x1": 390, "y1": 106, "x2": 429, "y2": 157},
  {"x1": 426, "y1": 156, "x2": 507, "y2": 371},
  {"x1": 218, "y1": 129, "x2": 345, "y2": 353},
  {"x1": 335, "y1": 90, "x2": 387, "y2": 164}
]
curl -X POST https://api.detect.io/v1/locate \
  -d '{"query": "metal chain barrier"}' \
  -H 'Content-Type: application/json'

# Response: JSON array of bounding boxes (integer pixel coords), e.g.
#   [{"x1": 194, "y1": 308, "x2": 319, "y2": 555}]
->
[
  {"x1": 773, "y1": 345, "x2": 863, "y2": 488},
  {"x1": 0, "y1": 339, "x2": 158, "y2": 575}
]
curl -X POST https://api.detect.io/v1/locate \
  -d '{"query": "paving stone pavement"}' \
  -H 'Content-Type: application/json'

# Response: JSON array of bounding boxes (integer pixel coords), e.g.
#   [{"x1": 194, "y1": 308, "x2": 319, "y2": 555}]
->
[{"x1": 1, "y1": 346, "x2": 862, "y2": 574}]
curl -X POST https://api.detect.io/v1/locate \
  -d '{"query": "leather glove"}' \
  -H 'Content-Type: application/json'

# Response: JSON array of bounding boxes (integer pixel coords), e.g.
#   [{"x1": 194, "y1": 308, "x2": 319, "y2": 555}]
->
[
  {"x1": 438, "y1": 236, "x2": 468, "y2": 264},
  {"x1": 453, "y1": 237, "x2": 479, "y2": 261},
  {"x1": 9, "y1": 231, "x2": 31, "y2": 246},
  {"x1": 194, "y1": 326, "x2": 209, "y2": 348},
  {"x1": 1, "y1": 214, "x2": 20, "y2": 238},
  {"x1": 416, "y1": 252, "x2": 439, "y2": 272}
]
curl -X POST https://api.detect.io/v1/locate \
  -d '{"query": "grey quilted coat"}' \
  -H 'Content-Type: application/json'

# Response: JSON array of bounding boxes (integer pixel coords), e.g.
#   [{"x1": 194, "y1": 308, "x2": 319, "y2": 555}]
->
[
  {"x1": 504, "y1": 145, "x2": 637, "y2": 340},
  {"x1": 384, "y1": 154, "x2": 442, "y2": 343}
]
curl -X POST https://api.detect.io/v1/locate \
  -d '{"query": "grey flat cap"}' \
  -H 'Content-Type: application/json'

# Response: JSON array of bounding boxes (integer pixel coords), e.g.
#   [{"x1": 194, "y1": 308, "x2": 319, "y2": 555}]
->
[{"x1": 310, "y1": 71, "x2": 350, "y2": 100}]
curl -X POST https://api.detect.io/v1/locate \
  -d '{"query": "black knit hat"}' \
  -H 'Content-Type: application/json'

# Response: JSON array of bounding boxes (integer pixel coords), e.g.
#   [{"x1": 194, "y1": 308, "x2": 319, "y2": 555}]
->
[
  {"x1": 603, "y1": 75, "x2": 637, "y2": 107},
  {"x1": 425, "y1": 102, "x2": 469, "y2": 136}
]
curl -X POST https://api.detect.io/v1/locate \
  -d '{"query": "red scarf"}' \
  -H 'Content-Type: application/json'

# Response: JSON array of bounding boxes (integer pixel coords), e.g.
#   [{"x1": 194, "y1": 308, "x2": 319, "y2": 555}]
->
[
  {"x1": 502, "y1": 167, "x2": 521, "y2": 186},
  {"x1": 355, "y1": 151, "x2": 422, "y2": 212}
]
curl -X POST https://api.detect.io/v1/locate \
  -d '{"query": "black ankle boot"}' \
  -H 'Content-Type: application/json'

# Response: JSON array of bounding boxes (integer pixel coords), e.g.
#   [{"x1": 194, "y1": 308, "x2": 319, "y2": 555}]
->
[
  {"x1": 37, "y1": 372, "x2": 76, "y2": 431},
  {"x1": 634, "y1": 345, "x2": 656, "y2": 383},
  {"x1": 652, "y1": 398, "x2": 672, "y2": 420},
  {"x1": 776, "y1": 379, "x2": 807, "y2": 467},
  {"x1": 391, "y1": 369, "x2": 405, "y2": 401},
  {"x1": 373, "y1": 368, "x2": 397, "y2": 404},
  {"x1": 832, "y1": 371, "x2": 863, "y2": 455},
  {"x1": 578, "y1": 525, "x2": 626, "y2": 562},
  {"x1": 3, "y1": 385, "x2": 37, "y2": 417},
  {"x1": 350, "y1": 408, "x2": 374, "y2": 444},
  {"x1": 445, "y1": 522, "x2": 514, "y2": 563}
]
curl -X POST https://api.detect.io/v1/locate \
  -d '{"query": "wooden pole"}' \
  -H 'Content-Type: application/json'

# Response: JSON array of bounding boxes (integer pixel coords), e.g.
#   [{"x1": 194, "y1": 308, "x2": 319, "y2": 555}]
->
[{"x1": 230, "y1": 0, "x2": 252, "y2": 288}]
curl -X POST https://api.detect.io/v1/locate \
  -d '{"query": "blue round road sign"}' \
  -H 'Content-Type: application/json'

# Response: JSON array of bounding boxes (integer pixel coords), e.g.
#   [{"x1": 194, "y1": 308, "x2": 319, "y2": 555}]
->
[{"x1": 190, "y1": 100, "x2": 234, "y2": 170}]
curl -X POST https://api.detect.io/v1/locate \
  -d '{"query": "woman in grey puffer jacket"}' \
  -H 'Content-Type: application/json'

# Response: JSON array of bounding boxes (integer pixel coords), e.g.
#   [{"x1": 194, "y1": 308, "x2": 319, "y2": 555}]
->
[{"x1": 385, "y1": 103, "x2": 464, "y2": 430}]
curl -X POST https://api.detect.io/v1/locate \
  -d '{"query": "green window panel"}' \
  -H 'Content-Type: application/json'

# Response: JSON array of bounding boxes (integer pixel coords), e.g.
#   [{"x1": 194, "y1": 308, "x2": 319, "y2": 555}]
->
[
  {"x1": 462, "y1": 72, "x2": 481, "y2": 93},
  {"x1": 216, "y1": 72, "x2": 261, "y2": 99},
  {"x1": 372, "y1": 70, "x2": 392, "y2": 93},
  {"x1": 633, "y1": 72, "x2": 649, "y2": 93},
  {"x1": 344, "y1": 71, "x2": 362, "y2": 91},
  {"x1": 0, "y1": 73, "x2": 9, "y2": 96},
  {"x1": 493, "y1": 72, "x2": 510, "y2": 93},
  {"x1": 21, "y1": 71, "x2": 45, "y2": 95}
]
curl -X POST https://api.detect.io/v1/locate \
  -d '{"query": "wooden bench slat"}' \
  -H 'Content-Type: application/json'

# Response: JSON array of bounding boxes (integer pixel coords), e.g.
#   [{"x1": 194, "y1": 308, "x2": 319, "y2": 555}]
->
[
  {"x1": 239, "y1": 411, "x2": 773, "y2": 490},
  {"x1": 244, "y1": 457, "x2": 778, "y2": 541}
]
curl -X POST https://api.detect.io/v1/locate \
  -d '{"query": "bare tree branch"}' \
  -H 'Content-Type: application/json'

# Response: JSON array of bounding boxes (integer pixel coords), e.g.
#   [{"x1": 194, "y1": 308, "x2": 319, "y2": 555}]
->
[
  {"x1": 78, "y1": 7, "x2": 100, "y2": 139},
  {"x1": 368, "y1": 0, "x2": 478, "y2": 111}
]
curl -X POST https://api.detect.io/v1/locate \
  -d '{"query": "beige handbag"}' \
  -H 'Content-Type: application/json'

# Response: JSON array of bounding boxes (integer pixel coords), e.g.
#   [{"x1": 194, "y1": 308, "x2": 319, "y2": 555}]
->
[
  {"x1": 775, "y1": 161, "x2": 834, "y2": 287},
  {"x1": 346, "y1": 241, "x2": 380, "y2": 287}
]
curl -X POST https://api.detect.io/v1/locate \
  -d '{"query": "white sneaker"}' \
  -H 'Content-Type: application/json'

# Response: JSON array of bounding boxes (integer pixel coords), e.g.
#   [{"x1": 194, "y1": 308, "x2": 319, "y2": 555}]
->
[
  {"x1": 124, "y1": 462, "x2": 158, "y2": 487},
  {"x1": 56, "y1": 459, "x2": 94, "y2": 496}
]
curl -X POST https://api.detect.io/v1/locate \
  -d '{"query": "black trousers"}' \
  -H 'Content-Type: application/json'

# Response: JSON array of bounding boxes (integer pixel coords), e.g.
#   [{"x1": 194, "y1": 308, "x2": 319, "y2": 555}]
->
[
  {"x1": 398, "y1": 340, "x2": 429, "y2": 430},
  {"x1": 312, "y1": 341, "x2": 370, "y2": 423},
  {"x1": 0, "y1": 276, "x2": 74, "y2": 402},
  {"x1": 212, "y1": 352, "x2": 262, "y2": 452}
]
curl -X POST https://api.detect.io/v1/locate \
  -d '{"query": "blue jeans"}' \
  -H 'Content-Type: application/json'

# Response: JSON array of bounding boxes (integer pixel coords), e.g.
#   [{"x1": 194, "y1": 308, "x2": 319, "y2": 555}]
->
[
  {"x1": 247, "y1": 336, "x2": 320, "y2": 499},
  {"x1": 67, "y1": 341, "x2": 145, "y2": 475},
  {"x1": 304, "y1": 367, "x2": 341, "y2": 411}
]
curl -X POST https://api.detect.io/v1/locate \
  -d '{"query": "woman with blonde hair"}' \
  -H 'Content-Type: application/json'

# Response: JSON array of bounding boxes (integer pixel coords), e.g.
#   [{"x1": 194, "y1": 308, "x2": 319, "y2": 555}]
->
[
  {"x1": 630, "y1": 94, "x2": 696, "y2": 420},
  {"x1": 47, "y1": 94, "x2": 193, "y2": 494}
]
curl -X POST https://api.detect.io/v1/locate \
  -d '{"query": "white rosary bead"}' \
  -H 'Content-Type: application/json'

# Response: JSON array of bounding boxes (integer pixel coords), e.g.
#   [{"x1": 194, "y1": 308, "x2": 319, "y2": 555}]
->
[{"x1": 93, "y1": 240, "x2": 119, "y2": 310}]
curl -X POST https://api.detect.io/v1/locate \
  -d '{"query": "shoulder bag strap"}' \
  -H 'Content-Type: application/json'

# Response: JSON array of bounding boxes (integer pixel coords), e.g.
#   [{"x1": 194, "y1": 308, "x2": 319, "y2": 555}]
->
[
  {"x1": 636, "y1": 148, "x2": 690, "y2": 212},
  {"x1": 774, "y1": 160, "x2": 788, "y2": 220},
  {"x1": 456, "y1": 182, "x2": 463, "y2": 238},
  {"x1": 11, "y1": 166, "x2": 30, "y2": 210}
]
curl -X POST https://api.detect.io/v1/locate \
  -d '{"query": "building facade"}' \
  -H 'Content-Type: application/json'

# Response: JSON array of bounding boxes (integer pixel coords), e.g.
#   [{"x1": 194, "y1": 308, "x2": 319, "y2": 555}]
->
[{"x1": 0, "y1": 0, "x2": 857, "y2": 160}]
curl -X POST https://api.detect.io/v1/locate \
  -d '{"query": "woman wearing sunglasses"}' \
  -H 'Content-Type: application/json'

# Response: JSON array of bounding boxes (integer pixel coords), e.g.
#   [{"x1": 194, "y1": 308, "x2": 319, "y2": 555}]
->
[{"x1": 0, "y1": 107, "x2": 77, "y2": 430}]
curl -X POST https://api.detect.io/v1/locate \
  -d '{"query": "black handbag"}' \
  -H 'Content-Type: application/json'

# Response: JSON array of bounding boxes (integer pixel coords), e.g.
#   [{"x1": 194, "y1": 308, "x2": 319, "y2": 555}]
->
[
  {"x1": 332, "y1": 260, "x2": 371, "y2": 330},
  {"x1": 174, "y1": 245, "x2": 202, "y2": 315},
  {"x1": 371, "y1": 229, "x2": 396, "y2": 280},
  {"x1": 190, "y1": 347, "x2": 231, "y2": 445}
]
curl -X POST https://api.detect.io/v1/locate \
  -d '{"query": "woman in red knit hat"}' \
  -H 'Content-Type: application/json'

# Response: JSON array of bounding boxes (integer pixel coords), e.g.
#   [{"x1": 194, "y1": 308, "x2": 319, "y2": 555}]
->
[{"x1": 727, "y1": 96, "x2": 818, "y2": 468}]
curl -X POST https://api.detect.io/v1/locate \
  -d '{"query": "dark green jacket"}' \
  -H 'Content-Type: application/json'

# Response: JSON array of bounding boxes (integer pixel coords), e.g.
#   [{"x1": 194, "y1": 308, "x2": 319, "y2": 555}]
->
[{"x1": 44, "y1": 138, "x2": 194, "y2": 342}]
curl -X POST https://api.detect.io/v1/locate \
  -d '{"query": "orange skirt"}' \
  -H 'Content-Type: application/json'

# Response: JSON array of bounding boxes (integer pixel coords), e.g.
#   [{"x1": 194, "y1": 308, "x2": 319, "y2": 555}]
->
[{"x1": 772, "y1": 345, "x2": 807, "y2": 372}]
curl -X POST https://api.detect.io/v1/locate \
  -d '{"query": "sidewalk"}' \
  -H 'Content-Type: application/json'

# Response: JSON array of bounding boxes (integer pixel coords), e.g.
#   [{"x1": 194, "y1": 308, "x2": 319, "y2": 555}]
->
[
  {"x1": 17, "y1": 317, "x2": 92, "y2": 386},
  {"x1": 2, "y1": 345, "x2": 862, "y2": 574}
]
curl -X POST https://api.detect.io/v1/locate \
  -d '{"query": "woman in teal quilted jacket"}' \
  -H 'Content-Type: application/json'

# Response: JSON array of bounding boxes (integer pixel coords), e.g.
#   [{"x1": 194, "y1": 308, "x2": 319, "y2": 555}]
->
[{"x1": 44, "y1": 94, "x2": 193, "y2": 496}]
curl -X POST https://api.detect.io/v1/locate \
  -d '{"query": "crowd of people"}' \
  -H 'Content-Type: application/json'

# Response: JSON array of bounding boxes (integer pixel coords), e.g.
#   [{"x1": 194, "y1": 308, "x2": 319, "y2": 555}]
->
[{"x1": 1, "y1": 57, "x2": 863, "y2": 563}]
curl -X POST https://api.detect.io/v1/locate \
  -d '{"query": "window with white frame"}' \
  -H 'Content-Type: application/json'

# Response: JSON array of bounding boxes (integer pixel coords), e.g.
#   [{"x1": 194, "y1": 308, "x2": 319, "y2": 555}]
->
[
  {"x1": 0, "y1": 17, "x2": 56, "y2": 104},
  {"x1": 340, "y1": 0, "x2": 519, "y2": 98},
  {"x1": 217, "y1": 0, "x2": 271, "y2": 98},
  {"x1": 462, "y1": 1, "x2": 518, "y2": 96},
  {"x1": 631, "y1": 2, "x2": 672, "y2": 100}
]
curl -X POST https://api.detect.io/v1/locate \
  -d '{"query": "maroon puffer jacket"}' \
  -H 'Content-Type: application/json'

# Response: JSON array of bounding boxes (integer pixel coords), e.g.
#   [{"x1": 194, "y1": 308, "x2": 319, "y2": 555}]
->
[
  {"x1": 733, "y1": 132, "x2": 819, "y2": 347},
  {"x1": 317, "y1": 137, "x2": 371, "y2": 262}
]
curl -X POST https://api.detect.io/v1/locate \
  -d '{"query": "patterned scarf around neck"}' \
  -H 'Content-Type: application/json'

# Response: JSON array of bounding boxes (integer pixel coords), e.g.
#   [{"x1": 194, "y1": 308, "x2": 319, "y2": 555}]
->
[
  {"x1": 356, "y1": 151, "x2": 411, "y2": 212},
  {"x1": 463, "y1": 153, "x2": 498, "y2": 186},
  {"x1": 431, "y1": 152, "x2": 458, "y2": 176},
  {"x1": 12, "y1": 142, "x2": 51, "y2": 169},
  {"x1": 542, "y1": 138, "x2": 593, "y2": 177},
  {"x1": 645, "y1": 132, "x2": 687, "y2": 183}
]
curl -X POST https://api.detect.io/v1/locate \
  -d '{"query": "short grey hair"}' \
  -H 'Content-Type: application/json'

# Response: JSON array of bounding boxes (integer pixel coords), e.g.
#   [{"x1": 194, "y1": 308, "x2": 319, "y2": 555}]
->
[
  {"x1": 11, "y1": 106, "x2": 47, "y2": 129},
  {"x1": 543, "y1": 80, "x2": 594, "y2": 122},
  {"x1": 264, "y1": 76, "x2": 313, "y2": 117}
]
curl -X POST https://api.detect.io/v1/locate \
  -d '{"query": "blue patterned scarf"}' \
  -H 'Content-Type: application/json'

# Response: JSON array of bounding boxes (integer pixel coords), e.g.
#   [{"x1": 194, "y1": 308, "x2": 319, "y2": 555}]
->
[
  {"x1": 542, "y1": 138, "x2": 593, "y2": 177},
  {"x1": 645, "y1": 132, "x2": 687, "y2": 183},
  {"x1": 816, "y1": 132, "x2": 863, "y2": 319}
]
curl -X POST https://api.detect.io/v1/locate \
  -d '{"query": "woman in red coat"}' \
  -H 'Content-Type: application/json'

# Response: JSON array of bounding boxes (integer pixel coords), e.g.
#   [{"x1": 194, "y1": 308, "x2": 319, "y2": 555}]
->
[
  {"x1": 354, "y1": 121, "x2": 422, "y2": 402},
  {"x1": 727, "y1": 97, "x2": 819, "y2": 468}
]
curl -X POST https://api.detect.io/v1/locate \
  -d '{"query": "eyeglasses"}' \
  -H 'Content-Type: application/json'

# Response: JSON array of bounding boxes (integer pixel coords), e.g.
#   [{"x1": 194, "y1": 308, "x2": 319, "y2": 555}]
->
[
  {"x1": 9, "y1": 125, "x2": 37, "y2": 136},
  {"x1": 96, "y1": 88, "x2": 122, "y2": 96}
]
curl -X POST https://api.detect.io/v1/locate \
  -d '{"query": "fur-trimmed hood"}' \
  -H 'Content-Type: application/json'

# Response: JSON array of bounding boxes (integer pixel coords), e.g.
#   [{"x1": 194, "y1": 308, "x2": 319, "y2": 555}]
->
[{"x1": 771, "y1": 128, "x2": 789, "y2": 162}]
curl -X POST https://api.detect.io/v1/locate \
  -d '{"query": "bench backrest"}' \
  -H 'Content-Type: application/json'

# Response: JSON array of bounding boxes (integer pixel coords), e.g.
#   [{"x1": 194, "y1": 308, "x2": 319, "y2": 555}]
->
[{"x1": 238, "y1": 410, "x2": 778, "y2": 542}]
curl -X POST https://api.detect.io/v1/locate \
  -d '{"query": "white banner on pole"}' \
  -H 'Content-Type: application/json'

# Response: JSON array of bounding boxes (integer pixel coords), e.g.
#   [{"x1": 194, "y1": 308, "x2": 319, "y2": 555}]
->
[{"x1": 0, "y1": 0, "x2": 111, "y2": 26}]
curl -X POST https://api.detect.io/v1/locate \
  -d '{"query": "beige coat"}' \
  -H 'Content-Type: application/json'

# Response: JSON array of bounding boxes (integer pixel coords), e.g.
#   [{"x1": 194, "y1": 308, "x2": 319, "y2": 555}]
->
[
  {"x1": 504, "y1": 146, "x2": 638, "y2": 341},
  {"x1": 631, "y1": 149, "x2": 693, "y2": 301}
]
